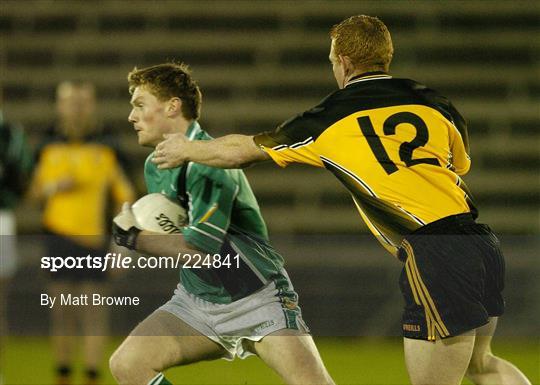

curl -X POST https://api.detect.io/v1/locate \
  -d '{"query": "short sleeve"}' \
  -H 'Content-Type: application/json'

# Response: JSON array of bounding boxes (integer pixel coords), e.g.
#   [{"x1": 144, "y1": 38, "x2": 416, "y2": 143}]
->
[
  {"x1": 182, "y1": 167, "x2": 238, "y2": 254},
  {"x1": 108, "y1": 152, "x2": 136, "y2": 204},
  {"x1": 448, "y1": 104, "x2": 471, "y2": 175}
]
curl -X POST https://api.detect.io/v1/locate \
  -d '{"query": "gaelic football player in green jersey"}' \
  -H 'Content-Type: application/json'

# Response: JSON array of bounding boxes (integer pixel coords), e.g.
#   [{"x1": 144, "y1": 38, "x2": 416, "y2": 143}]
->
[{"x1": 110, "y1": 63, "x2": 335, "y2": 385}]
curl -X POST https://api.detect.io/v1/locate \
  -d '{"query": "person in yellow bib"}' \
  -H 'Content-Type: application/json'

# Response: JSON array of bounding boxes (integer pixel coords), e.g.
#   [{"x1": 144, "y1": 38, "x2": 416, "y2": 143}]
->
[
  {"x1": 151, "y1": 15, "x2": 531, "y2": 385},
  {"x1": 30, "y1": 81, "x2": 135, "y2": 385}
]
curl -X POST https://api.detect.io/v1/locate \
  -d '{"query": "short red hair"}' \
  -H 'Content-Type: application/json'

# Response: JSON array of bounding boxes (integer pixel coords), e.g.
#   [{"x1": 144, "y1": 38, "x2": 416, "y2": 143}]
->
[{"x1": 330, "y1": 15, "x2": 393, "y2": 72}]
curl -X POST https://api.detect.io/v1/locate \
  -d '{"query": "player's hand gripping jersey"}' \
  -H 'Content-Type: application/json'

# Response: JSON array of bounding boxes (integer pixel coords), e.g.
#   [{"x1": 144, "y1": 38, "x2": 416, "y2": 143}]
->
[{"x1": 254, "y1": 72, "x2": 476, "y2": 255}]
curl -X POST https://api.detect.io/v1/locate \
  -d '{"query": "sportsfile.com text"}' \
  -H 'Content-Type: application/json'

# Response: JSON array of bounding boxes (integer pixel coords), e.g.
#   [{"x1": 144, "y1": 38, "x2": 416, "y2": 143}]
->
[{"x1": 40, "y1": 253, "x2": 241, "y2": 272}]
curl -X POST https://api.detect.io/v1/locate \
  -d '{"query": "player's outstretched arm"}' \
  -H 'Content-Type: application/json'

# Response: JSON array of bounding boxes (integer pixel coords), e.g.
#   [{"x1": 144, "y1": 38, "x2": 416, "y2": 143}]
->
[{"x1": 152, "y1": 133, "x2": 269, "y2": 169}]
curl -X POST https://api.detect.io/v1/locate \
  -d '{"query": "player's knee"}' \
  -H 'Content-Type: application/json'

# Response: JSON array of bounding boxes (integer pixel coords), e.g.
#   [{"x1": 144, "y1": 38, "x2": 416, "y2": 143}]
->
[
  {"x1": 289, "y1": 365, "x2": 335, "y2": 385},
  {"x1": 109, "y1": 344, "x2": 146, "y2": 383},
  {"x1": 109, "y1": 347, "x2": 128, "y2": 381},
  {"x1": 321, "y1": 370, "x2": 336, "y2": 385},
  {"x1": 306, "y1": 366, "x2": 335, "y2": 385},
  {"x1": 466, "y1": 351, "x2": 493, "y2": 378},
  {"x1": 300, "y1": 373, "x2": 335, "y2": 385},
  {"x1": 322, "y1": 371, "x2": 336, "y2": 385}
]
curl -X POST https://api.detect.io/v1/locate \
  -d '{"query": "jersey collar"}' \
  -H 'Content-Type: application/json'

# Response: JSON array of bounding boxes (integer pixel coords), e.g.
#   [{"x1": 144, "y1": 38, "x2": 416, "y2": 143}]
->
[
  {"x1": 345, "y1": 71, "x2": 392, "y2": 88},
  {"x1": 185, "y1": 120, "x2": 202, "y2": 141}
]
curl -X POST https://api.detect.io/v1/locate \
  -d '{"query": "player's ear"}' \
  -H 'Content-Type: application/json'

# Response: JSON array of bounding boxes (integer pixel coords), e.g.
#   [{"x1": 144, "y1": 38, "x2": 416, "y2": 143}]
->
[
  {"x1": 167, "y1": 97, "x2": 182, "y2": 117},
  {"x1": 339, "y1": 54, "x2": 354, "y2": 73}
]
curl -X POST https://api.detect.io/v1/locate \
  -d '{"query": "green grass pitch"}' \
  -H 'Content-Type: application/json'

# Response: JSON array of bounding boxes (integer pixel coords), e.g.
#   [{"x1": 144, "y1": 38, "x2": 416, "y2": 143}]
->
[{"x1": 2, "y1": 337, "x2": 538, "y2": 384}]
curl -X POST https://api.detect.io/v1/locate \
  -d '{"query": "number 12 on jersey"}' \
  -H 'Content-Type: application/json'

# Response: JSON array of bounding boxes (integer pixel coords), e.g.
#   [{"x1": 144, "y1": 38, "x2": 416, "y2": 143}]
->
[{"x1": 358, "y1": 111, "x2": 440, "y2": 175}]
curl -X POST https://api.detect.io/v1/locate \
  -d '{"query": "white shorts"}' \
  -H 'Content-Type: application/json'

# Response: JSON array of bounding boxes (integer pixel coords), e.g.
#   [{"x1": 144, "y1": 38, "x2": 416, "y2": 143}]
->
[
  {"x1": 0, "y1": 210, "x2": 17, "y2": 278},
  {"x1": 159, "y1": 281, "x2": 309, "y2": 360}
]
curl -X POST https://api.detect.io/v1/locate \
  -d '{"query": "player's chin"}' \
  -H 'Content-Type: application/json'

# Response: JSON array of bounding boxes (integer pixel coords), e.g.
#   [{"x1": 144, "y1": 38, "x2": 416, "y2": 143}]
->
[{"x1": 137, "y1": 133, "x2": 151, "y2": 147}]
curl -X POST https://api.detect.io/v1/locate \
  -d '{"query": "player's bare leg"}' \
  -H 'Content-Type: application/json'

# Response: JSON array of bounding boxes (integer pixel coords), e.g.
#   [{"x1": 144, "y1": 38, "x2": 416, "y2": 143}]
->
[
  {"x1": 466, "y1": 317, "x2": 531, "y2": 385},
  {"x1": 404, "y1": 331, "x2": 475, "y2": 385},
  {"x1": 50, "y1": 281, "x2": 78, "y2": 384},
  {"x1": 80, "y1": 282, "x2": 109, "y2": 383},
  {"x1": 109, "y1": 310, "x2": 225, "y2": 385},
  {"x1": 248, "y1": 328, "x2": 335, "y2": 385}
]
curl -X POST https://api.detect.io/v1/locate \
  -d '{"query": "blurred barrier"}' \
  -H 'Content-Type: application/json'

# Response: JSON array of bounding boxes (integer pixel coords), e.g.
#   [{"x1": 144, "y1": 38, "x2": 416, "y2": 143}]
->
[{"x1": 1, "y1": 0, "x2": 539, "y2": 235}]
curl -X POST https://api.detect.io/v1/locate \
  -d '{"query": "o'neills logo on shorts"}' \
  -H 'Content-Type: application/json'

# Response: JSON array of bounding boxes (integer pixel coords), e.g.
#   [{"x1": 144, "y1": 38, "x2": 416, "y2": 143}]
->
[
  {"x1": 254, "y1": 320, "x2": 275, "y2": 334},
  {"x1": 403, "y1": 323, "x2": 421, "y2": 332},
  {"x1": 155, "y1": 213, "x2": 182, "y2": 234}
]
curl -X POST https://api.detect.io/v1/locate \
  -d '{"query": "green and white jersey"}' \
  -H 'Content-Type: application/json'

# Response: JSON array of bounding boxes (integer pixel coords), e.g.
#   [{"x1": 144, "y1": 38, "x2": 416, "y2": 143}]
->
[{"x1": 144, "y1": 122, "x2": 292, "y2": 304}]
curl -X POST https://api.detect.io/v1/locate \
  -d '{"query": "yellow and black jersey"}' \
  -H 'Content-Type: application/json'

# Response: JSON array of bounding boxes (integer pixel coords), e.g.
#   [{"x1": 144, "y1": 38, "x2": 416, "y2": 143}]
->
[
  {"x1": 254, "y1": 72, "x2": 476, "y2": 256},
  {"x1": 33, "y1": 141, "x2": 135, "y2": 237}
]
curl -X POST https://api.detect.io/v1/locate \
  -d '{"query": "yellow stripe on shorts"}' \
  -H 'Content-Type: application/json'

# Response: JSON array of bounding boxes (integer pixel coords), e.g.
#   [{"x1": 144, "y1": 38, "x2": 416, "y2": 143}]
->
[{"x1": 403, "y1": 240, "x2": 450, "y2": 340}]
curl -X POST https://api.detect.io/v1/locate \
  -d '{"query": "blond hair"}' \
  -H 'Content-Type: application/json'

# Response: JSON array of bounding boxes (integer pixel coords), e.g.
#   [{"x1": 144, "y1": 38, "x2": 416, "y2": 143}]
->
[
  {"x1": 330, "y1": 15, "x2": 393, "y2": 72},
  {"x1": 128, "y1": 62, "x2": 202, "y2": 120}
]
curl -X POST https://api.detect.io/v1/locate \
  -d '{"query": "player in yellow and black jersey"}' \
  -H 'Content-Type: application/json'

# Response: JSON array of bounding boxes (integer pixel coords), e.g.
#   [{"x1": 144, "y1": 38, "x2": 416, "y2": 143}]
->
[
  {"x1": 151, "y1": 15, "x2": 531, "y2": 385},
  {"x1": 254, "y1": 71, "x2": 476, "y2": 255}
]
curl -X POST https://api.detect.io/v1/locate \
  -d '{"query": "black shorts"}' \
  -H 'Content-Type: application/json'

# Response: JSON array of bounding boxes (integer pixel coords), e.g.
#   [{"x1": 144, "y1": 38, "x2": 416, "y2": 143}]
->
[
  {"x1": 45, "y1": 232, "x2": 107, "y2": 282},
  {"x1": 398, "y1": 213, "x2": 505, "y2": 341}
]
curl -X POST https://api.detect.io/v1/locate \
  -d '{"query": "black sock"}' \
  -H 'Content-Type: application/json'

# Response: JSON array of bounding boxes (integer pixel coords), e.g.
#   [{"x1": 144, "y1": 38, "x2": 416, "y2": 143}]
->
[
  {"x1": 56, "y1": 365, "x2": 72, "y2": 378},
  {"x1": 85, "y1": 368, "x2": 99, "y2": 380}
]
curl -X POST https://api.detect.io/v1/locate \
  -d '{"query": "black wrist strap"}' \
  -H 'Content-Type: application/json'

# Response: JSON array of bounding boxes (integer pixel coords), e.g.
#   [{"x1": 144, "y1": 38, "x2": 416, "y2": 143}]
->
[
  {"x1": 113, "y1": 224, "x2": 141, "y2": 250},
  {"x1": 125, "y1": 226, "x2": 141, "y2": 250}
]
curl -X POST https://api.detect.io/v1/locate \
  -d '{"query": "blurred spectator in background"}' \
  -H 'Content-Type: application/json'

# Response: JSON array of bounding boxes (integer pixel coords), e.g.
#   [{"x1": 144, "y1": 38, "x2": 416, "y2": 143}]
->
[
  {"x1": 29, "y1": 81, "x2": 135, "y2": 385},
  {"x1": 0, "y1": 90, "x2": 33, "y2": 385}
]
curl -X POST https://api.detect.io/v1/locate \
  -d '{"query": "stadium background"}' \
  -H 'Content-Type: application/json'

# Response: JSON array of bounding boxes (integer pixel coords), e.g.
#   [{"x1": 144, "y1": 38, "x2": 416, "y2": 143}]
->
[{"x1": 1, "y1": 0, "x2": 538, "y2": 384}]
